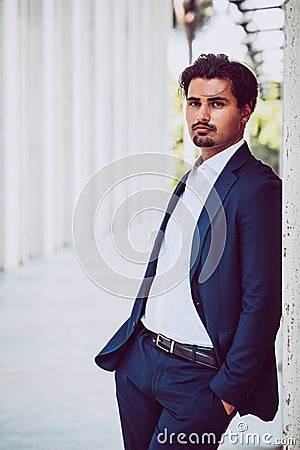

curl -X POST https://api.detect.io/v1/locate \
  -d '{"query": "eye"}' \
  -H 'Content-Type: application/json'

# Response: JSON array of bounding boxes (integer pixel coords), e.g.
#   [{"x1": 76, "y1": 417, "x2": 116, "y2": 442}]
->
[
  {"x1": 211, "y1": 101, "x2": 225, "y2": 108},
  {"x1": 188, "y1": 101, "x2": 201, "y2": 107}
]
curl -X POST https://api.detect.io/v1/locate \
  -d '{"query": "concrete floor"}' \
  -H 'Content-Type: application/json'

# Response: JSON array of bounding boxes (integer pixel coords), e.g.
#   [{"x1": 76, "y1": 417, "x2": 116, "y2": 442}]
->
[{"x1": 0, "y1": 242, "x2": 282, "y2": 449}]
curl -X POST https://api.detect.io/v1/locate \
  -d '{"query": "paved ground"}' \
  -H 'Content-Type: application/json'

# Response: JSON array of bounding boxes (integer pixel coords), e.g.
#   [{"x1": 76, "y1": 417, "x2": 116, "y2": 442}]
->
[{"x1": 0, "y1": 240, "x2": 283, "y2": 449}]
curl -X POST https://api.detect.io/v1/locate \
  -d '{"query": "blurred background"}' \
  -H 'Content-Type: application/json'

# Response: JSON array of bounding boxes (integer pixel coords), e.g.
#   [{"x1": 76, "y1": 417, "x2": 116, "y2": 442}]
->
[{"x1": 0, "y1": 1, "x2": 295, "y2": 449}]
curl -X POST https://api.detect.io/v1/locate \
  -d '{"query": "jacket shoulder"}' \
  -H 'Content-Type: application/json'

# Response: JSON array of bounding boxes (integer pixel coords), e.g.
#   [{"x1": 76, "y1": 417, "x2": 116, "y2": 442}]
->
[{"x1": 236, "y1": 152, "x2": 281, "y2": 193}]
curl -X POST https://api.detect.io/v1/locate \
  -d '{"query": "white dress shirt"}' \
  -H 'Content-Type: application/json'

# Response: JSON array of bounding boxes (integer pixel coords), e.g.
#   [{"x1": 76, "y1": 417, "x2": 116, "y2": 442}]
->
[{"x1": 142, "y1": 139, "x2": 244, "y2": 346}]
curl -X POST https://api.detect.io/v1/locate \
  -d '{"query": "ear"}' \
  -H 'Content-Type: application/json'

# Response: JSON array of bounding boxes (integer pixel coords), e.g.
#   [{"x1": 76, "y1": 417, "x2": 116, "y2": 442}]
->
[{"x1": 241, "y1": 102, "x2": 252, "y2": 125}]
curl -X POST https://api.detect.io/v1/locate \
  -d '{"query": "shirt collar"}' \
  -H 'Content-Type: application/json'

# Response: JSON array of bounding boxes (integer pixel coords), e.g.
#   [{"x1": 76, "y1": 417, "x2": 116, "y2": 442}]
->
[{"x1": 196, "y1": 138, "x2": 244, "y2": 177}]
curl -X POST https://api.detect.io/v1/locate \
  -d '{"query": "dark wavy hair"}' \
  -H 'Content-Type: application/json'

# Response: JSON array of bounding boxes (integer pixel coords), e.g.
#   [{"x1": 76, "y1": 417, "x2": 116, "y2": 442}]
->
[{"x1": 179, "y1": 53, "x2": 258, "y2": 113}]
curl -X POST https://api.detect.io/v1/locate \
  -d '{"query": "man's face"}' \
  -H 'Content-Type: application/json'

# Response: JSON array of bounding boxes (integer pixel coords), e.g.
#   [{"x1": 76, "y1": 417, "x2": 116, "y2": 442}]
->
[{"x1": 186, "y1": 77, "x2": 251, "y2": 154}]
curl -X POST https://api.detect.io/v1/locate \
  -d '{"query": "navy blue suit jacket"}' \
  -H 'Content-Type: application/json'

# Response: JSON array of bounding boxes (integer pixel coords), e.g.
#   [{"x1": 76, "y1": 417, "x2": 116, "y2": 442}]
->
[{"x1": 95, "y1": 143, "x2": 282, "y2": 421}]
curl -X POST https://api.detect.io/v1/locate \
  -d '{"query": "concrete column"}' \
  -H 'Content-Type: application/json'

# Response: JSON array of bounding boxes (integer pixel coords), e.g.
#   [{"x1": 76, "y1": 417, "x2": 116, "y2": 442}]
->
[
  {"x1": 110, "y1": 0, "x2": 129, "y2": 228},
  {"x1": 60, "y1": 0, "x2": 74, "y2": 244},
  {"x1": 54, "y1": 0, "x2": 66, "y2": 250},
  {"x1": 140, "y1": 0, "x2": 152, "y2": 155},
  {"x1": 28, "y1": 0, "x2": 44, "y2": 257},
  {"x1": 152, "y1": 0, "x2": 172, "y2": 156},
  {"x1": 0, "y1": 1, "x2": 3, "y2": 267},
  {"x1": 72, "y1": 0, "x2": 87, "y2": 199},
  {"x1": 93, "y1": 0, "x2": 114, "y2": 233},
  {"x1": 0, "y1": 0, "x2": 31, "y2": 267},
  {"x1": 94, "y1": 0, "x2": 113, "y2": 168},
  {"x1": 112, "y1": 0, "x2": 128, "y2": 161},
  {"x1": 127, "y1": 0, "x2": 142, "y2": 157},
  {"x1": 19, "y1": 0, "x2": 30, "y2": 265},
  {"x1": 126, "y1": 0, "x2": 143, "y2": 221},
  {"x1": 1, "y1": 0, "x2": 21, "y2": 269},
  {"x1": 71, "y1": 0, "x2": 92, "y2": 242},
  {"x1": 152, "y1": 0, "x2": 173, "y2": 195},
  {"x1": 42, "y1": 0, "x2": 57, "y2": 255},
  {"x1": 282, "y1": 0, "x2": 300, "y2": 447}
]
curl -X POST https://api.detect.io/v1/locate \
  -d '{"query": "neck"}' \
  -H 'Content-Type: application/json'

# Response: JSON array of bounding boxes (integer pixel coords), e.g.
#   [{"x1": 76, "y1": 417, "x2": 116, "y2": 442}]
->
[
  {"x1": 201, "y1": 148, "x2": 224, "y2": 162},
  {"x1": 201, "y1": 137, "x2": 244, "y2": 161}
]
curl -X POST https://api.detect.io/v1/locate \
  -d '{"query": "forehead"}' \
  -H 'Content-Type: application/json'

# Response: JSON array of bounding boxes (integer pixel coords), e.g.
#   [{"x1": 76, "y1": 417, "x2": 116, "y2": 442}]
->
[{"x1": 187, "y1": 77, "x2": 234, "y2": 99}]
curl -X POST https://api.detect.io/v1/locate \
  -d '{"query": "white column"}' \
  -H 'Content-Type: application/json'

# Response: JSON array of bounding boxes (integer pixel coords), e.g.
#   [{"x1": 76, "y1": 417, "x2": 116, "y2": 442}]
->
[
  {"x1": 54, "y1": 0, "x2": 65, "y2": 250},
  {"x1": 94, "y1": 0, "x2": 114, "y2": 233},
  {"x1": 71, "y1": 0, "x2": 91, "y2": 202},
  {"x1": 28, "y1": 0, "x2": 44, "y2": 257},
  {"x1": 71, "y1": 0, "x2": 83, "y2": 203},
  {"x1": 112, "y1": 0, "x2": 128, "y2": 161},
  {"x1": 127, "y1": 0, "x2": 142, "y2": 157},
  {"x1": 139, "y1": 0, "x2": 152, "y2": 155},
  {"x1": 19, "y1": 0, "x2": 30, "y2": 265},
  {"x1": 282, "y1": 0, "x2": 300, "y2": 446},
  {"x1": 94, "y1": 0, "x2": 113, "y2": 168},
  {"x1": 111, "y1": 0, "x2": 129, "y2": 229},
  {"x1": 0, "y1": 1, "x2": 4, "y2": 269},
  {"x1": 1, "y1": 0, "x2": 21, "y2": 269},
  {"x1": 70, "y1": 0, "x2": 92, "y2": 242},
  {"x1": 60, "y1": 0, "x2": 74, "y2": 244},
  {"x1": 126, "y1": 0, "x2": 143, "y2": 220},
  {"x1": 80, "y1": 0, "x2": 93, "y2": 178},
  {"x1": 152, "y1": 0, "x2": 173, "y2": 192},
  {"x1": 43, "y1": 0, "x2": 57, "y2": 255},
  {"x1": 151, "y1": 0, "x2": 170, "y2": 155},
  {"x1": 0, "y1": 1, "x2": 3, "y2": 268}
]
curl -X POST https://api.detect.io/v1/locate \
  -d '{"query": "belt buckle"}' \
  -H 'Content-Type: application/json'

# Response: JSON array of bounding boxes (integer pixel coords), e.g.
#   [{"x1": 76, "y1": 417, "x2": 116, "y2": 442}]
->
[{"x1": 156, "y1": 334, "x2": 175, "y2": 354}]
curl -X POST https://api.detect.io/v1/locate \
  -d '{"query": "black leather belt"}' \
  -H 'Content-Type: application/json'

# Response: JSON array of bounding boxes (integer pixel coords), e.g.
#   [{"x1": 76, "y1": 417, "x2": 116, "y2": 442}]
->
[{"x1": 145, "y1": 328, "x2": 219, "y2": 370}]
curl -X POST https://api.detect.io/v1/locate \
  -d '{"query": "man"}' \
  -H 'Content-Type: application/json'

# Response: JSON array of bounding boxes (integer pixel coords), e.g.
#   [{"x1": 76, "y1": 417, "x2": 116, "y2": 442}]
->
[{"x1": 95, "y1": 54, "x2": 282, "y2": 449}]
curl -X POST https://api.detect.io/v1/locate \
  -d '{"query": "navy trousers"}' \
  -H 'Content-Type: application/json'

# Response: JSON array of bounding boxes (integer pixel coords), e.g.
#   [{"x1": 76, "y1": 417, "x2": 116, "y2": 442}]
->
[{"x1": 115, "y1": 324, "x2": 236, "y2": 449}]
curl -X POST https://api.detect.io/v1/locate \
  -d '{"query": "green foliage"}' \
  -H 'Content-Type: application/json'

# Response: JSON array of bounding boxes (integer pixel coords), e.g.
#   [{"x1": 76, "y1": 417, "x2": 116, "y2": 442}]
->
[
  {"x1": 249, "y1": 97, "x2": 282, "y2": 175},
  {"x1": 170, "y1": 79, "x2": 187, "y2": 185}
]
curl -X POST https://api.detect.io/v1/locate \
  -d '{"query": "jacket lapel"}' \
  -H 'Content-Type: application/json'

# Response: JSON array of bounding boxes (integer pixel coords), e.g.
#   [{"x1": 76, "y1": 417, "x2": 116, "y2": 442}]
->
[
  {"x1": 190, "y1": 143, "x2": 252, "y2": 281},
  {"x1": 148, "y1": 170, "x2": 190, "y2": 273}
]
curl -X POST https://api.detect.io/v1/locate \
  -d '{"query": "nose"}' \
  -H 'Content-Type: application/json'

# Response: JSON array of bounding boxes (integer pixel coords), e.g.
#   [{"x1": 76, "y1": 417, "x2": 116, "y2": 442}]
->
[{"x1": 197, "y1": 104, "x2": 210, "y2": 122}]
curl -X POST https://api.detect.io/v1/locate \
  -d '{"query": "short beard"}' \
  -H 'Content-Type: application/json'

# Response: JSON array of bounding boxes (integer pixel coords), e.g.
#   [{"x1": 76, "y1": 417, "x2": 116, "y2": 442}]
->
[{"x1": 193, "y1": 136, "x2": 215, "y2": 148}]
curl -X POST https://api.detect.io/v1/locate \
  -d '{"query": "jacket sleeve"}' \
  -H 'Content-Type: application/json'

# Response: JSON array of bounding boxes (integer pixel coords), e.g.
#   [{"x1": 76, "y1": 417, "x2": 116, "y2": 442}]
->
[{"x1": 209, "y1": 177, "x2": 282, "y2": 408}]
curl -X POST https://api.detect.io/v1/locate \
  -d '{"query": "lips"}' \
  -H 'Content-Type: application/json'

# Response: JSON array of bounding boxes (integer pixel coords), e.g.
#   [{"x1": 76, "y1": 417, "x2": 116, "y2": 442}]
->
[{"x1": 194, "y1": 126, "x2": 213, "y2": 132}]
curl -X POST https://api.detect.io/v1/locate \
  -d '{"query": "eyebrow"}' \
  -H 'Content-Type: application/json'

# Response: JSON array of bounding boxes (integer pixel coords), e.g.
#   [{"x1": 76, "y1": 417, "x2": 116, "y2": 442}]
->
[{"x1": 186, "y1": 96, "x2": 229, "y2": 102}]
